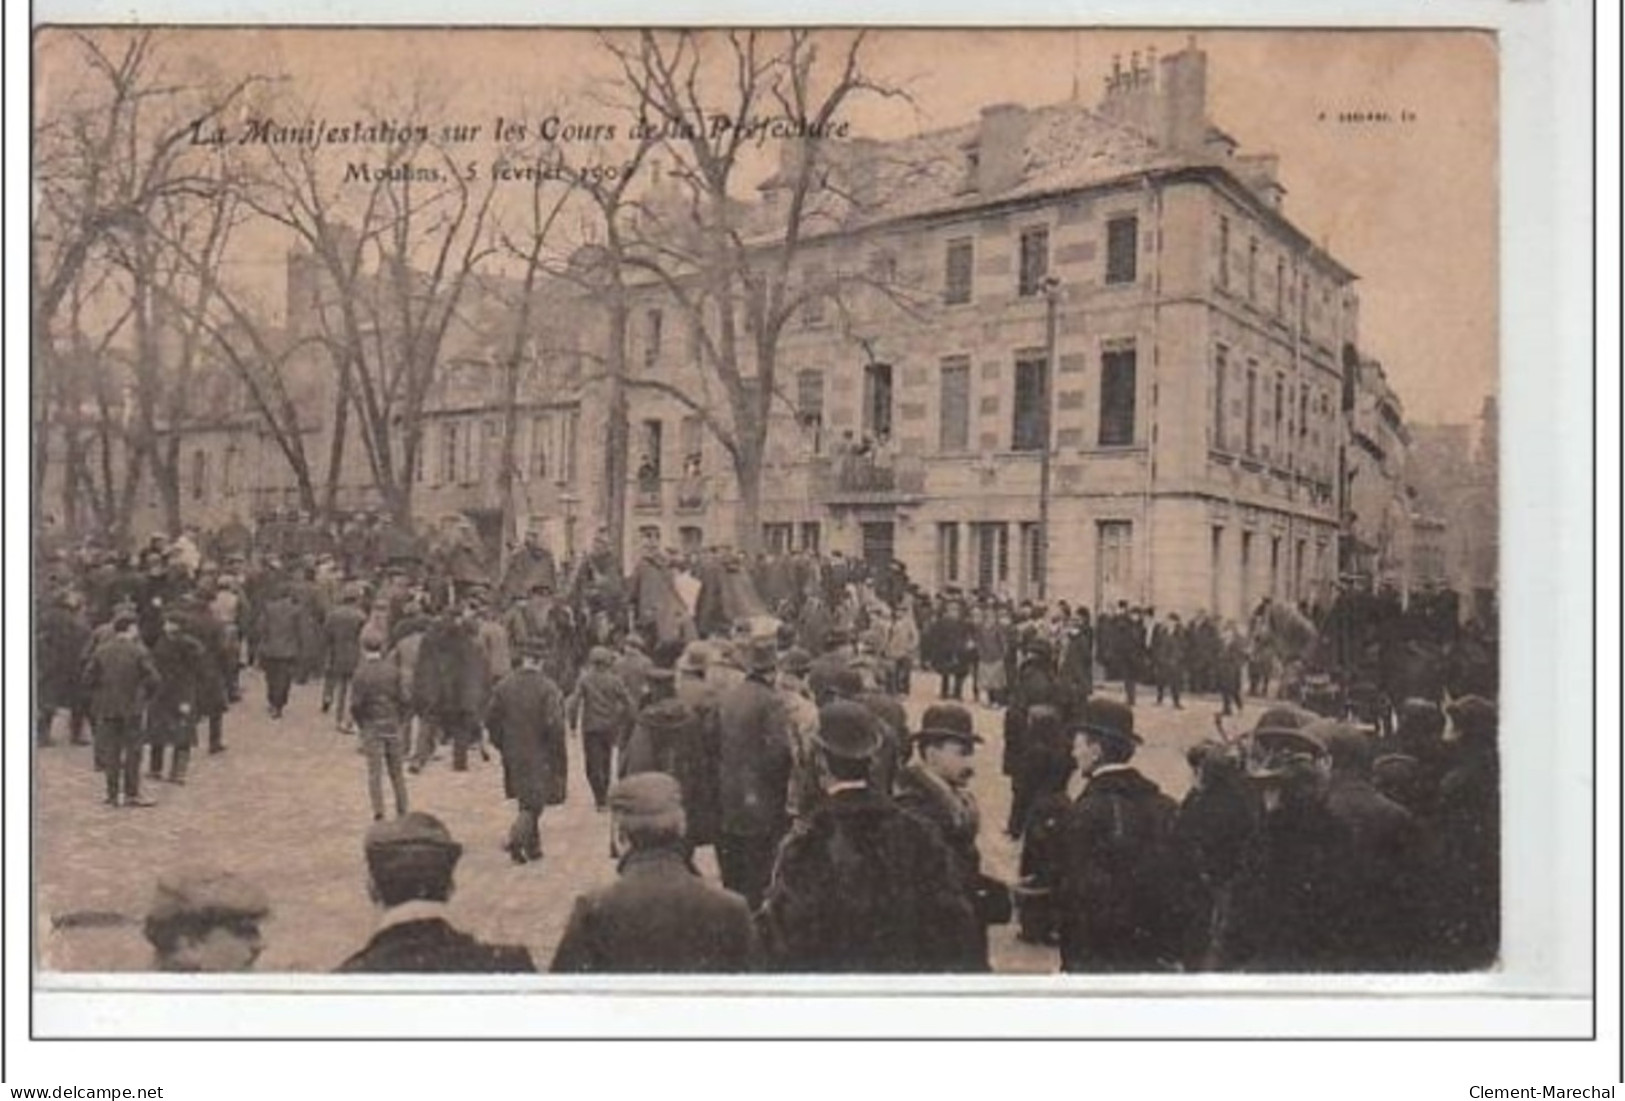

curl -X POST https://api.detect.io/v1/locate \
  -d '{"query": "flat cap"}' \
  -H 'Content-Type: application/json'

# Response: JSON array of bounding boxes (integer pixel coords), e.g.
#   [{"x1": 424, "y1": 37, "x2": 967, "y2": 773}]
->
[
  {"x1": 365, "y1": 811, "x2": 462, "y2": 858},
  {"x1": 609, "y1": 772, "x2": 686, "y2": 830},
  {"x1": 148, "y1": 867, "x2": 270, "y2": 925}
]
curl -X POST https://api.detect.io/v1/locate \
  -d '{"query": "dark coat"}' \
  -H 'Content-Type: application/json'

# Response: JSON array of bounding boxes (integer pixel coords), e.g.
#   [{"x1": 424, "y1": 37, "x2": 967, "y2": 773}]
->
[
  {"x1": 619, "y1": 697, "x2": 722, "y2": 846},
  {"x1": 760, "y1": 787, "x2": 983, "y2": 973},
  {"x1": 149, "y1": 632, "x2": 208, "y2": 745},
  {"x1": 1429, "y1": 747, "x2": 1500, "y2": 969},
  {"x1": 486, "y1": 667, "x2": 568, "y2": 808},
  {"x1": 855, "y1": 690, "x2": 909, "y2": 797},
  {"x1": 1002, "y1": 662, "x2": 1063, "y2": 777},
  {"x1": 924, "y1": 616, "x2": 974, "y2": 674},
  {"x1": 414, "y1": 618, "x2": 489, "y2": 720},
  {"x1": 715, "y1": 675, "x2": 794, "y2": 838},
  {"x1": 83, "y1": 635, "x2": 159, "y2": 722},
  {"x1": 894, "y1": 762, "x2": 982, "y2": 887},
  {"x1": 1217, "y1": 790, "x2": 1358, "y2": 972},
  {"x1": 177, "y1": 608, "x2": 231, "y2": 716},
  {"x1": 350, "y1": 654, "x2": 407, "y2": 734},
  {"x1": 336, "y1": 917, "x2": 536, "y2": 973},
  {"x1": 1172, "y1": 768, "x2": 1258, "y2": 970},
  {"x1": 550, "y1": 848, "x2": 759, "y2": 973},
  {"x1": 1324, "y1": 774, "x2": 1426, "y2": 970},
  {"x1": 1056, "y1": 767, "x2": 1186, "y2": 972},
  {"x1": 36, "y1": 603, "x2": 91, "y2": 711},
  {"x1": 323, "y1": 604, "x2": 368, "y2": 677},
  {"x1": 256, "y1": 596, "x2": 305, "y2": 662}
]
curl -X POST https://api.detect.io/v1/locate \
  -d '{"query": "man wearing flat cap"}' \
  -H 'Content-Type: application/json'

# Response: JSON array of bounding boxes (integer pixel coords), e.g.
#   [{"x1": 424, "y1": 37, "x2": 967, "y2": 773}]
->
[
  {"x1": 338, "y1": 813, "x2": 535, "y2": 972},
  {"x1": 486, "y1": 642, "x2": 568, "y2": 864},
  {"x1": 145, "y1": 866, "x2": 270, "y2": 972},
  {"x1": 895, "y1": 704, "x2": 1003, "y2": 970},
  {"x1": 551, "y1": 773, "x2": 758, "y2": 972},
  {"x1": 761, "y1": 701, "x2": 982, "y2": 972},
  {"x1": 620, "y1": 662, "x2": 722, "y2": 851},
  {"x1": 1054, "y1": 698, "x2": 1185, "y2": 972}
]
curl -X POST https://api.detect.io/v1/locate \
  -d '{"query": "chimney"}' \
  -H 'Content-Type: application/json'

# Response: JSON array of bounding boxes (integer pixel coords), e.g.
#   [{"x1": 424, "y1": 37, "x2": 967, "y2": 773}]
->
[
  {"x1": 976, "y1": 103, "x2": 1030, "y2": 195},
  {"x1": 1098, "y1": 44, "x2": 1159, "y2": 136},
  {"x1": 1236, "y1": 153, "x2": 1286, "y2": 209},
  {"x1": 1157, "y1": 42, "x2": 1208, "y2": 154}
]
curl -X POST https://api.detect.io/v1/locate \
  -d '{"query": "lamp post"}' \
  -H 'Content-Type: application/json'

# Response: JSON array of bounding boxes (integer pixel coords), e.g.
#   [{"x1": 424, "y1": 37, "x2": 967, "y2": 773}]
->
[{"x1": 1037, "y1": 275, "x2": 1063, "y2": 602}]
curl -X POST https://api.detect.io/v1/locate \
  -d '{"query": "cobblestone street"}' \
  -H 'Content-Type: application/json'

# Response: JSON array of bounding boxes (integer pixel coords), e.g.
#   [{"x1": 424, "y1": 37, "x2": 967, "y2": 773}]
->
[{"x1": 37, "y1": 671, "x2": 1231, "y2": 976}]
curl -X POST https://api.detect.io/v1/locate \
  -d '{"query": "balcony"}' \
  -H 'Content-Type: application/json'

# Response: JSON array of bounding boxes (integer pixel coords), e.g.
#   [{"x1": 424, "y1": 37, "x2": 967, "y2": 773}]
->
[
  {"x1": 810, "y1": 453, "x2": 926, "y2": 508},
  {"x1": 633, "y1": 478, "x2": 664, "y2": 513}
]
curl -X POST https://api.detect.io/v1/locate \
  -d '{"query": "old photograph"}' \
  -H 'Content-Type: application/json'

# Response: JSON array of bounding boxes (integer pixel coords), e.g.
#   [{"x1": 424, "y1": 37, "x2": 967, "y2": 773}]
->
[{"x1": 31, "y1": 26, "x2": 1502, "y2": 981}]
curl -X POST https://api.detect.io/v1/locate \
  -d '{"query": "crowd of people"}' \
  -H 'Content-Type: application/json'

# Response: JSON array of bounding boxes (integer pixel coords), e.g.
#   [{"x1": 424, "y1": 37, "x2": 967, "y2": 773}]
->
[{"x1": 37, "y1": 519, "x2": 1500, "y2": 975}]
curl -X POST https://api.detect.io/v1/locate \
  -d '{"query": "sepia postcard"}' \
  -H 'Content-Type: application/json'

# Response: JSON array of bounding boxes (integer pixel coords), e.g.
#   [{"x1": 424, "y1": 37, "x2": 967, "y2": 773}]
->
[{"x1": 16, "y1": 8, "x2": 1602, "y2": 1057}]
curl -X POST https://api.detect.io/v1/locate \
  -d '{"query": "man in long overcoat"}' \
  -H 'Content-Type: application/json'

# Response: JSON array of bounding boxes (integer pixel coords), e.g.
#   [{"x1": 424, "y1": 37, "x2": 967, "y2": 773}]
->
[
  {"x1": 485, "y1": 643, "x2": 567, "y2": 863},
  {"x1": 83, "y1": 614, "x2": 160, "y2": 807},
  {"x1": 321, "y1": 590, "x2": 369, "y2": 731},
  {"x1": 256, "y1": 587, "x2": 304, "y2": 719},
  {"x1": 413, "y1": 606, "x2": 490, "y2": 772},
  {"x1": 37, "y1": 590, "x2": 91, "y2": 747},
  {"x1": 1056, "y1": 698, "x2": 1186, "y2": 972},
  {"x1": 714, "y1": 635, "x2": 794, "y2": 909}
]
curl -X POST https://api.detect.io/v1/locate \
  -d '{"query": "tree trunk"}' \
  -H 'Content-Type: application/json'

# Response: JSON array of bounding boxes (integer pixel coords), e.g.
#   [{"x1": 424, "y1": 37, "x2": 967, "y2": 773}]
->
[
  {"x1": 496, "y1": 350, "x2": 523, "y2": 578},
  {"x1": 158, "y1": 435, "x2": 183, "y2": 536},
  {"x1": 322, "y1": 359, "x2": 351, "y2": 520},
  {"x1": 601, "y1": 301, "x2": 631, "y2": 572},
  {"x1": 732, "y1": 443, "x2": 764, "y2": 556}
]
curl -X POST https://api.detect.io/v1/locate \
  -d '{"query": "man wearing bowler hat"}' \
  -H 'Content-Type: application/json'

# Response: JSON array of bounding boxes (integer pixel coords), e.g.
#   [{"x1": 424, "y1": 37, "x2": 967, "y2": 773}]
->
[
  {"x1": 551, "y1": 773, "x2": 758, "y2": 972},
  {"x1": 761, "y1": 701, "x2": 981, "y2": 972},
  {"x1": 486, "y1": 641, "x2": 568, "y2": 864},
  {"x1": 715, "y1": 635, "x2": 794, "y2": 908},
  {"x1": 1055, "y1": 698, "x2": 1184, "y2": 972},
  {"x1": 337, "y1": 813, "x2": 536, "y2": 972}
]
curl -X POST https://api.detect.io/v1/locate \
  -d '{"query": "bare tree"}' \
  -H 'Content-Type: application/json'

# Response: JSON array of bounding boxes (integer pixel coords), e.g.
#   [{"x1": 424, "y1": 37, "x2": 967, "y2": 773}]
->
[{"x1": 597, "y1": 29, "x2": 916, "y2": 553}]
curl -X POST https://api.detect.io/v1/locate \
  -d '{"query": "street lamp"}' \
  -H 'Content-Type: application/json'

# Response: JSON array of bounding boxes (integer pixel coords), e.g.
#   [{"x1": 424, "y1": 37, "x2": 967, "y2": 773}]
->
[{"x1": 1037, "y1": 275, "x2": 1063, "y2": 602}]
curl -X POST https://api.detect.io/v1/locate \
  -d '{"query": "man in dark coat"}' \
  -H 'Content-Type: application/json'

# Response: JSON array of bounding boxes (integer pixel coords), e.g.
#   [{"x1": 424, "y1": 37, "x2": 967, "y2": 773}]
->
[
  {"x1": 337, "y1": 813, "x2": 536, "y2": 973},
  {"x1": 485, "y1": 643, "x2": 568, "y2": 863},
  {"x1": 1151, "y1": 612, "x2": 1186, "y2": 708},
  {"x1": 1058, "y1": 610, "x2": 1094, "y2": 704},
  {"x1": 1055, "y1": 698, "x2": 1185, "y2": 972},
  {"x1": 620, "y1": 667, "x2": 721, "y2": 849},
  {"x1": 567, "y1": 646, "x2": 638, "y2": 810},
  {"x1": 499, "y1": 531, "x2": 559, "y2": 604},
  {"x1": 321, "y1": 590, "x2": 368, "y2": 732},
  {"x1": 36, "y1": 590, "x2": 91, "y2": 747},
  {"x1": 176, "y1": 600, "x2": 231, "y2": 754},
  {"x1": 760, "y1": 701, "x2": 983, "y2": 972},
  {"x1": 1430, "y1": 696, "x2": 1500, "y2": 969},
  {"x1": 147, "y1": 614, "x2": 209, "y2": 785},
  {"x1": 350, "y1": 634, "x2": 411, "y2": 822},
  {"x1": 413, "y1": 606, "x2": 489, "y2": 772},
  {"x1": 256, "y1": 587, "x2": 304, "y2": 719},
  {"x1": 714, "y1": 636, "x2": 794, "y2": 909},
  {"x1": 1003, "y1": 638, "x2": 1067, "y2": 837},
  {"x1": 1172, "y1": 740, "x2": 1257, "y2": 970},
  {"x1": 82, "y1": 614, "x2": 160, "y2": 807},
  {"x1": 894, "y1": 703, "x2": 999, "y2": 971},
  {"x1": 924, "y1": 600, "x2": 974, "y2": 700},
  {"x1": 551, "y1": 773, "x2": 759, "y2": 973}
]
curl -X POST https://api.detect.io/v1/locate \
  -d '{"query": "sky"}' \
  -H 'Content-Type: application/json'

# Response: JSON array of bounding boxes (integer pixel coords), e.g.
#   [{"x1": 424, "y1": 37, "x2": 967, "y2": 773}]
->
[{"x1": 34, "y1": 27, "x2": 1499, "y2": 425}]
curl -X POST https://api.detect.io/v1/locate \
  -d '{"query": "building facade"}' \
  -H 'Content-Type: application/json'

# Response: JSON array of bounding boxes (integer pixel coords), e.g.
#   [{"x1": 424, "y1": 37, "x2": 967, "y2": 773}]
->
[{"x1": 621, "y1": 44, "x2": 1353, "y2": 621}]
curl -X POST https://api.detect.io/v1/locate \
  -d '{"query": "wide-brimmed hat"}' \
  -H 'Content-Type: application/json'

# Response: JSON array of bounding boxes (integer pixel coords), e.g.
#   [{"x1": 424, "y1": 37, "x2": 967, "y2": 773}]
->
[
  {"x1": 1074, "y1": 698, "x2": 1142, "y2": 747},
  {"x1": 811, "y1": 700, "x2": 885, "y2": 760},
  {"x1": 913, "y1": 703, "x2": 983, "y2": 746}
]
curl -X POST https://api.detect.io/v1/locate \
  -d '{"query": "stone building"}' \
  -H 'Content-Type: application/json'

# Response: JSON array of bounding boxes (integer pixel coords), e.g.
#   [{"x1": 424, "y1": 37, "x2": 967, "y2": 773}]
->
[
  {"x1": 1344, "y1": 356, "x2": 1417, "y2": 595},
  {"x1": 621, "y1": 43, "x2": 1354, "y2": 619}
]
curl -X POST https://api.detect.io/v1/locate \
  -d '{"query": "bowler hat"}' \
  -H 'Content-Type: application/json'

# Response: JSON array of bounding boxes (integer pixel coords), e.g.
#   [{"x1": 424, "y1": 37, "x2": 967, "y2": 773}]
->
[
  {"x1": 1075, "y1": 698, "x2": 1142, "y2": 747},
  {"x1": 812, "y1": 700, "x2": 885, "y2": 760},
  {"x1": 1251, "y1": 705, "x2": 1318, "y2": 740},
  {"x1": 825, "y1": 667, "x2": 865, "y2": 700},
  {"x1": 914, "y1": 702, "x2": 983, "y2": 746},
  {"x1": 364, "y1": 812, "x2": 462, "y2": 859},
  {"x1": 147, "y1": 867, "x2": 270, "y2": 927}
]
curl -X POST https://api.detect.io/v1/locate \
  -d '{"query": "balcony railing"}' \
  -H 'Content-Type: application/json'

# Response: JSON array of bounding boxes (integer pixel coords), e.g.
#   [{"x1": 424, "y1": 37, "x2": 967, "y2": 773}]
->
[{"x1": 810, "y1": 453, "x2": 926, "y2": 505}]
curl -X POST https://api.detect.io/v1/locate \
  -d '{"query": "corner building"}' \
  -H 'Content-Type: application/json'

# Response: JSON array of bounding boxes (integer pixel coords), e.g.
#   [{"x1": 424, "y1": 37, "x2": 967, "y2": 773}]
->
[{"x1": 623, "y1": 45, "x2": 1354, "y2": 621}]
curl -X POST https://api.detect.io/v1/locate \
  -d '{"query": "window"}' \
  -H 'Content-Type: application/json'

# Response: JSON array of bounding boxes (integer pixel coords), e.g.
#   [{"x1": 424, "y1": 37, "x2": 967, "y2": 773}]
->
[
  {"x1": 190, "y1": 448, "x2": 208, "y2": 500},
  {"x1": 530, "y1": 414, "x2": 552, "y2": 479},
  {"x1": 796, "y1": 369, "x2": 825, "y2": 453},
  {"x1": 1240, "y1": 531, "x2": 1254, "y2": 612},
  {"x1": 1244, "y1": 365, "x2": 1258, "y2": 456},
  {"x1": 1098, "y1": 344, "x2": 1137, "y2": 447},
  {"x1": 1210, "y1": 526, "x2": 1224, "y2": 615},
  {"x1": 862, "y1": 362, "x2": 893, "y2": 441},
  {"x1": 1019, "y1": 522, "x2": 1044, "y2": 600},
  {"x1": 1105, "y1": 215, "x2": 1139, "y2": 284},
  {"x1": 441, "y1": 422, "x2": 459, "y2": 485},
  {"x1": 1275, "y1": 256, "x2": 1286, "y2": 316},
  {"x1": 1270, "y1": 536, "x2": 1282, "y2": 599},
  {"x1": 1017, "y1": 225, "x2": 1050, "y2": 297},
  {"x1": 1299, "y1": 387, "x2": 1310, "y2": 439},
  {"x1": 679, "y1": 526, "x2": 704, "y2": 554},
  {"x1": 944, "y1": 237, "x2": 974, "y2": 305},
  {"x1": 971, "y1": 522, "x2": 1009, "y2": 594},
  {"x1": 869, "y1": 248, "x2": 897, "y2": 284},
  {"x1": 763, "y1": 523, "x2": 794, "y2": 554},
  {"x1": 679, "y1": 415, "x2": 704, "y2": 477},
  {"x1": 643, "y1": 308, "x2": 663, "y2": 369},
  {"x1": 800, "y1": 521, "x2": 821, "y2": 555},
  {"x1": 1218, "y1": 215, "x2": 1231, "y2": 288},
  {"x1": 558, "y1": 409, "x2": 579, "y2": 485},
  {"x1": 802, "y1": 262, "x2": 827, "y2": 325},
  {"x1": 937, "y1": 522, "x2": 961, "y2": 587},
  {"x1": 1247, "y1": 238, "x2": 1259, "y2": 301},
  {"x1": 1011, "y1": 352, "x2": 1048, "y2": 452},
  {"x1": 414, "y1": 433, "x2": 427, "y2": 483},
  {"x1": 1096, "y1": 520, "x2": 1134, "y2": 608},
  {"x1": 939, "y1": 356, "x2": 971, "y2": 453},
  {"x1": 1213, "y1": 347, "x2": 1229, "y2": 451},
  {"x1": 638, "y1": 419, "x2": 664, "y2": 482},
  {"x1": 478, "y1": 418, "x2": 500, "y2": 482},
  {"x1": 1273, "y1": 375, "x2": 1286, "y2": 456}
]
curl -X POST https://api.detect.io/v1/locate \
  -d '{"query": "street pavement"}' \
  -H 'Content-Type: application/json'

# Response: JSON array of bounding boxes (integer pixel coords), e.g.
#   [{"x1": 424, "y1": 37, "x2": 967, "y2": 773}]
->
[{"x1": 36, "y1": 672, "x2": 1242, "y2": 975}]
